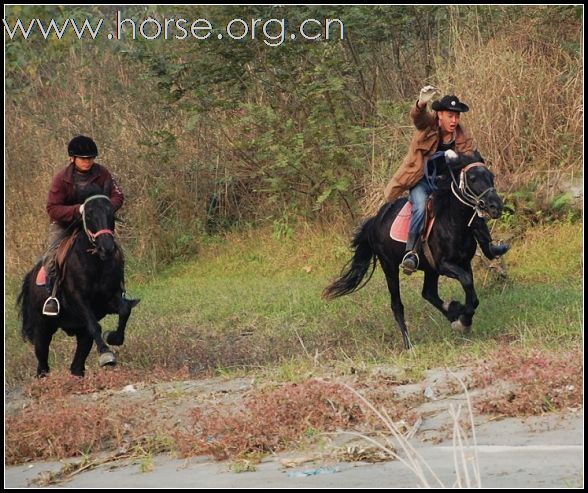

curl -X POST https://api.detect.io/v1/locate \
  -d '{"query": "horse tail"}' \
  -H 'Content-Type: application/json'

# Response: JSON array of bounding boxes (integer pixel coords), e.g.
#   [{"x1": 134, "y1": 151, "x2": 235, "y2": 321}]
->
[
  {"x1": 323, "y1": 217, "x2": 377, "y2": 300},
  {"x1": 17, "y1": 268, "x2": 35, "y2": 343}
]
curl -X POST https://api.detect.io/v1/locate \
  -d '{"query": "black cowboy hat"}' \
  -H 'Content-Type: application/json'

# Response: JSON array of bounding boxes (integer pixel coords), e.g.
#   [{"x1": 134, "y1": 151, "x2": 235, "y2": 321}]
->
[{"x1": 432, "y1": 95, "x2": 469, "y2": 113}]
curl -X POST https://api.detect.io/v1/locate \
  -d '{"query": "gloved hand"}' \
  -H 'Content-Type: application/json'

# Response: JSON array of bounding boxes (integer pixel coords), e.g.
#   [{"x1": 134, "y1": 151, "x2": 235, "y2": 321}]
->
[
  {"x1": 418, "y1": 85, "x2": 437, "y2": 108},
  {"x1": 444, "y1": 149, "x2": 458, "y2": 161},
  {"x1": 79, "y1": 204, "x2": 84, "y2": 214}
]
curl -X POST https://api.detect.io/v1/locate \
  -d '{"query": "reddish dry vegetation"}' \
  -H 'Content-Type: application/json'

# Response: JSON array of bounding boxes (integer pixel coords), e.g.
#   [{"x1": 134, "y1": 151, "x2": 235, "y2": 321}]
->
[
  {"x1": 176, "y1": 380, "x2": 365, "y2": 460},
  {"x1": 5, "y1": 368, "x2": 190, "y2": 465},
  {"x1": 23, "y1": 366, "x2": 190, "y2": 400},
  {"x1": 472, "y1": 347, "x2": 583, "y2": 416},
  {"x1": 6, "y1": 346, "x2": 583, "y2": 466},
  {"x1": 6, "y1": 373, "x2": 417, "y2": 465}
]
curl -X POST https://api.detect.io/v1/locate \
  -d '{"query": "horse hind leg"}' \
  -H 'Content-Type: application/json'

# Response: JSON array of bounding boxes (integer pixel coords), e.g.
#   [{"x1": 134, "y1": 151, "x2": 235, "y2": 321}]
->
[
  {"x1": 384, "y1": 268, "x2": 413, "y2": 350},
  {"x1": 33, "y1": 325, "x2": 54, "y2": 377}
]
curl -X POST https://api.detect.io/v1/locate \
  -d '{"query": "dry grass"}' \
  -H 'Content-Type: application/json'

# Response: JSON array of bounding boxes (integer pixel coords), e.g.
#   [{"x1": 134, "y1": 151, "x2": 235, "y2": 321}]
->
[
  {"x1": 6, "y1": 367, "x2": 191, "y2": 465},
  {"x1": 6, "y1": 345, "x2": 582, "y2": 470},
  {"x1": 6, "y1": 9, "x2": 581, "y2": 277},
  {"x1": 337, "y1": 373, "x2": 482, "y2": 488},
  {"x1": 6, "y1": 373, "x2": 422, "y2": 466},
  {"x1": 176, "y1": 379, "x2": 390, "y2": 460},
  {"x1": 471, "y1": 346, "x2": 583, "y2": 416},
  {"x1": 438, "y1": 35, "x2": 582, "y2": 198},
  {"x1": 6, "y1": 399, "x2": 142, "y2": 465},
  {"x1": 175, "y1": 379, "x2": 416, "y2": 459},
  {"x1": 361, "y1": 11, "x2": 582, "y2": 216}
]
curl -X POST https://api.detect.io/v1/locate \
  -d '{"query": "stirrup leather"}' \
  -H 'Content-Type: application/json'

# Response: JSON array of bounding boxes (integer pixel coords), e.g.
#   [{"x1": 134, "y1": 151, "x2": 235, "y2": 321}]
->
[{"x1": 42, "y1": 297, "x2": 60, "y2": 316}]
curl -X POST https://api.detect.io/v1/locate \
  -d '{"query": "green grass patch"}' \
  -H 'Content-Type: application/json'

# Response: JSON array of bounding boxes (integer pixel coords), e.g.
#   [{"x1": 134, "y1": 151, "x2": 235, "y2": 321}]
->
[{"x1": 5, "y1": 222, "x2": 582, "y2": 384}]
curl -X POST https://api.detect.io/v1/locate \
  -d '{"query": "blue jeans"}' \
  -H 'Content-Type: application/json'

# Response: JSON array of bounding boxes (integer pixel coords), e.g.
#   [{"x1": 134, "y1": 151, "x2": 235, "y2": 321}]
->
[{"x1": 408, "y1": 178, "x2": 434, "y2": 238}]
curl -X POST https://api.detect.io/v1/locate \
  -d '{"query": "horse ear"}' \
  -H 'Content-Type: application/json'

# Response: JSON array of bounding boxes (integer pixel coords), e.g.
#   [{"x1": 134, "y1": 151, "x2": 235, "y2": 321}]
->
[{"x1": 473, "y1": 149, "x2": 484, "y2": 162}]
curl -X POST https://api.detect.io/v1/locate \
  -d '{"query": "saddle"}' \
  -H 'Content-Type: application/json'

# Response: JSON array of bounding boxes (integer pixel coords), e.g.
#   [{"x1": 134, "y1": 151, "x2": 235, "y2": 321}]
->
[
  {"x1": 389, "y1": 199, "x2": 437, "y2": 268},
  {"x1": 35, "y1": 231, "x2": 80, "y2": 286}
]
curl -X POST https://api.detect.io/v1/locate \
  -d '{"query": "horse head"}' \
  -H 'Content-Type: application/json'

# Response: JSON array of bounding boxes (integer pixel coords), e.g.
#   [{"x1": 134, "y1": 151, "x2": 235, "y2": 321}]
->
[
  {"x1": 81, "y1": 194, "x2": 116, "y2": 260},
  {"x1": 445, "y1": 150, "x2": 504, "y2": 220}
]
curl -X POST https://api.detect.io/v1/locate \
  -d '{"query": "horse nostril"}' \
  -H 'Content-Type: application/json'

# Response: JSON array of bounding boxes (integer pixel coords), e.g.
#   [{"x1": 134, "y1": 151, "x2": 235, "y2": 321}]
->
[{"x1": 488, "y1": 204, "x2": 503, "y2": 218}]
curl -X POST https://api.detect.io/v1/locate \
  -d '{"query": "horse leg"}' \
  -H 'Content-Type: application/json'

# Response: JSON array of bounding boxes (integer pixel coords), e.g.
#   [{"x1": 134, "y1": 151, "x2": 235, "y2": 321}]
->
[
  {"x1": 104, "y1": 297, "x2": 140, "y2": 346},
  {"x1": 383, "y1": 267, "x2": 412, "y2": 350},
  {"x1": 438, "y1": 261, "x2": 479, "y2": 333},
  {"x1": 34, "y1": 327, "x2": 54, "y2": 377},
  {"x1": 421, "y1": 271, "x2": 465, "y2": 322},
  {"x1": 70, "y1": 331, "x2": 94, "y2": 377},
  {"x1": 77, "y1": 304, "x2": 117, "y2": 367}
]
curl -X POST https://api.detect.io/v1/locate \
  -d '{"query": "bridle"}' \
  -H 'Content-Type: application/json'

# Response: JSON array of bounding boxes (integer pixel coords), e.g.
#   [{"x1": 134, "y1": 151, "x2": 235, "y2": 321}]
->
[
  {"x1": 449, "y1": 163, "x2": 496, "y2": 226},
  {"x1": 82, "y1": 195, "x2": 115, "y2": 244}
]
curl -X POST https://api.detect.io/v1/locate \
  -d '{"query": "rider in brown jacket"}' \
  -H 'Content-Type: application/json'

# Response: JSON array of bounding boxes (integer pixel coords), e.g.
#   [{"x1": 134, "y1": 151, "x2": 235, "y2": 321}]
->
[{"x1": 384, "y1": 85, "x2": 509, "y2": 274}]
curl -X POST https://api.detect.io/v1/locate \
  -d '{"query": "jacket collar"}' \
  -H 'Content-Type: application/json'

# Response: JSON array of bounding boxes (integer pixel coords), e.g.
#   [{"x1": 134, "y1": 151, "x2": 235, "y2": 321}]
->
[{"x1": 63, "y1": 162, "x2": 100, "y2": 184}]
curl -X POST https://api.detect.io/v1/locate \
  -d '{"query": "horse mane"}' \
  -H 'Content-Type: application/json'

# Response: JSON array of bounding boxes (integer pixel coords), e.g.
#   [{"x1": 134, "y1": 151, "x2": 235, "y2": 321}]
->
[{"x1": 432, "y1": 186, "x2": 452, "y2": 218}]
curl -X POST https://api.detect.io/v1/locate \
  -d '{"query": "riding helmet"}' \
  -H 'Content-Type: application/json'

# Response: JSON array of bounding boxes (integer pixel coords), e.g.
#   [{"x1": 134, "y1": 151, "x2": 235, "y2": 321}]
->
[{"x1": 68, "y1": 135, "x2": 99, "y2": 157}]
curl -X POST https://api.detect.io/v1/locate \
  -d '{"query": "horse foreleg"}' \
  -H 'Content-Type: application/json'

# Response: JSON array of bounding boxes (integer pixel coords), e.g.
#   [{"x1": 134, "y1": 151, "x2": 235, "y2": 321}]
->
[
  {"x1": 438, "y1": 261, "x2": 479, "y2": 333},
  {"x1": 383, "y1": 268, "x2": 413, "y2": 350},
  {"x1": 421, "y1": 271, "x2": 464, "y2": 322},
  {"x1": 70, "y1": 331, "x2": 94, "y2": 377},
  {"x1": 77, "y1": 304, "x2": 117, "y2": 367},
  {"x1": 105, "y1": 296, "x2": 140, "y2": 346}
]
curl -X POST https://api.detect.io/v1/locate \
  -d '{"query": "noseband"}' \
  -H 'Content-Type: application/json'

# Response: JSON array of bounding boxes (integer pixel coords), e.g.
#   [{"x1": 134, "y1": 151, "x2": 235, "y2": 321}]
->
[
  {"x1": 82, "y1": 195, "x2": 115, "y2": 244},
  {"x1": 450, "y1": 163, "x2": 496, "y2": 226}
]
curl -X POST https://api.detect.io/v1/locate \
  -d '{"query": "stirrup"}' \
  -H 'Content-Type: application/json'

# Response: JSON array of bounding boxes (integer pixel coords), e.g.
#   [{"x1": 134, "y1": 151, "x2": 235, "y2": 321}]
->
[
  {"x1": 401, "y1": 251, "x2": 419, "y2": 274},
  {"x1": 42, "y1": 297, "x2": 60, "y2": 316}
]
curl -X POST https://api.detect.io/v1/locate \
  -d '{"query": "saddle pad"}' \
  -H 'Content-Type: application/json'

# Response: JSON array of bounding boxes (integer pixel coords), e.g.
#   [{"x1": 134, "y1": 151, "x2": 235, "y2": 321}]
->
[
  {"x1": 390, "y1": 201, "x2": 437, "y2": 244},
  {"x1": 390, "y1": 202, "x2": 412, "y2": 243},
  {"x1": 35, "y1": 230, "x2": 80, "y2": 286},
  {"x1": 36, "y1": 266, "x2": 47, "y2": 286}
]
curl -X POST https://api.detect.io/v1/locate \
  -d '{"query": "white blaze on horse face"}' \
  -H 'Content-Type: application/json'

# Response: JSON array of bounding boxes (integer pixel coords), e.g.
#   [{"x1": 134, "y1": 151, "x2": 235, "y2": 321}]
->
[{"x1": 445, "y1": 149, "x2": 458, "y2": 161}]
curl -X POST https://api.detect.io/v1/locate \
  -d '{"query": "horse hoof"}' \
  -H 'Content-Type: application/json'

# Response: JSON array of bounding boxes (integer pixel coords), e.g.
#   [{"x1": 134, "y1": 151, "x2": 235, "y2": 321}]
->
[
  {"x1": 99, "y1": 352, "x2": 117, "y2": 367},
  {"x1": 451, "y1": 320, "x2": 472, "y2": 334}
]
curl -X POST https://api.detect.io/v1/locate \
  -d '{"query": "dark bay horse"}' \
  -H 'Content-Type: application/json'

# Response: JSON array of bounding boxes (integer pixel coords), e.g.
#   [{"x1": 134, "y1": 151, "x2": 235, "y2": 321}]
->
[
  {"x1": 18, "y1": 194, "x2": 139, "y2": 377},
  {"x1": 323, "y1": 151, "x2": 504, "y2": 349}
]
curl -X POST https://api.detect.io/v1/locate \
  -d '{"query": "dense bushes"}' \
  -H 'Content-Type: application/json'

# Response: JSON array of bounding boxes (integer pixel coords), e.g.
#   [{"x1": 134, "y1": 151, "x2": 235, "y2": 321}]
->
[{"x1": 5, "y1": 6, "x2": 582, "y2": 276}]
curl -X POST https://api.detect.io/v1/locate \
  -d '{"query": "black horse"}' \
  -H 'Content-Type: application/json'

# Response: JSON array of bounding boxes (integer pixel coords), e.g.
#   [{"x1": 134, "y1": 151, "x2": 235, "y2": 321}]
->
[
  {"x1": 18, "y1": 194, "x2": 139, "y2": 377},
  {"x1": 323, "y1": 151, "x2": 504, "y2": 349}
]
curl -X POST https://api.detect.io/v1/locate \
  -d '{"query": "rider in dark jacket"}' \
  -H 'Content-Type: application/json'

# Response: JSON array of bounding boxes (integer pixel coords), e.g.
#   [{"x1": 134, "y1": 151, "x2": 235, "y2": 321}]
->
[{"x1": 42, "y1": 136, "x2": 124, "y2": 316}]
